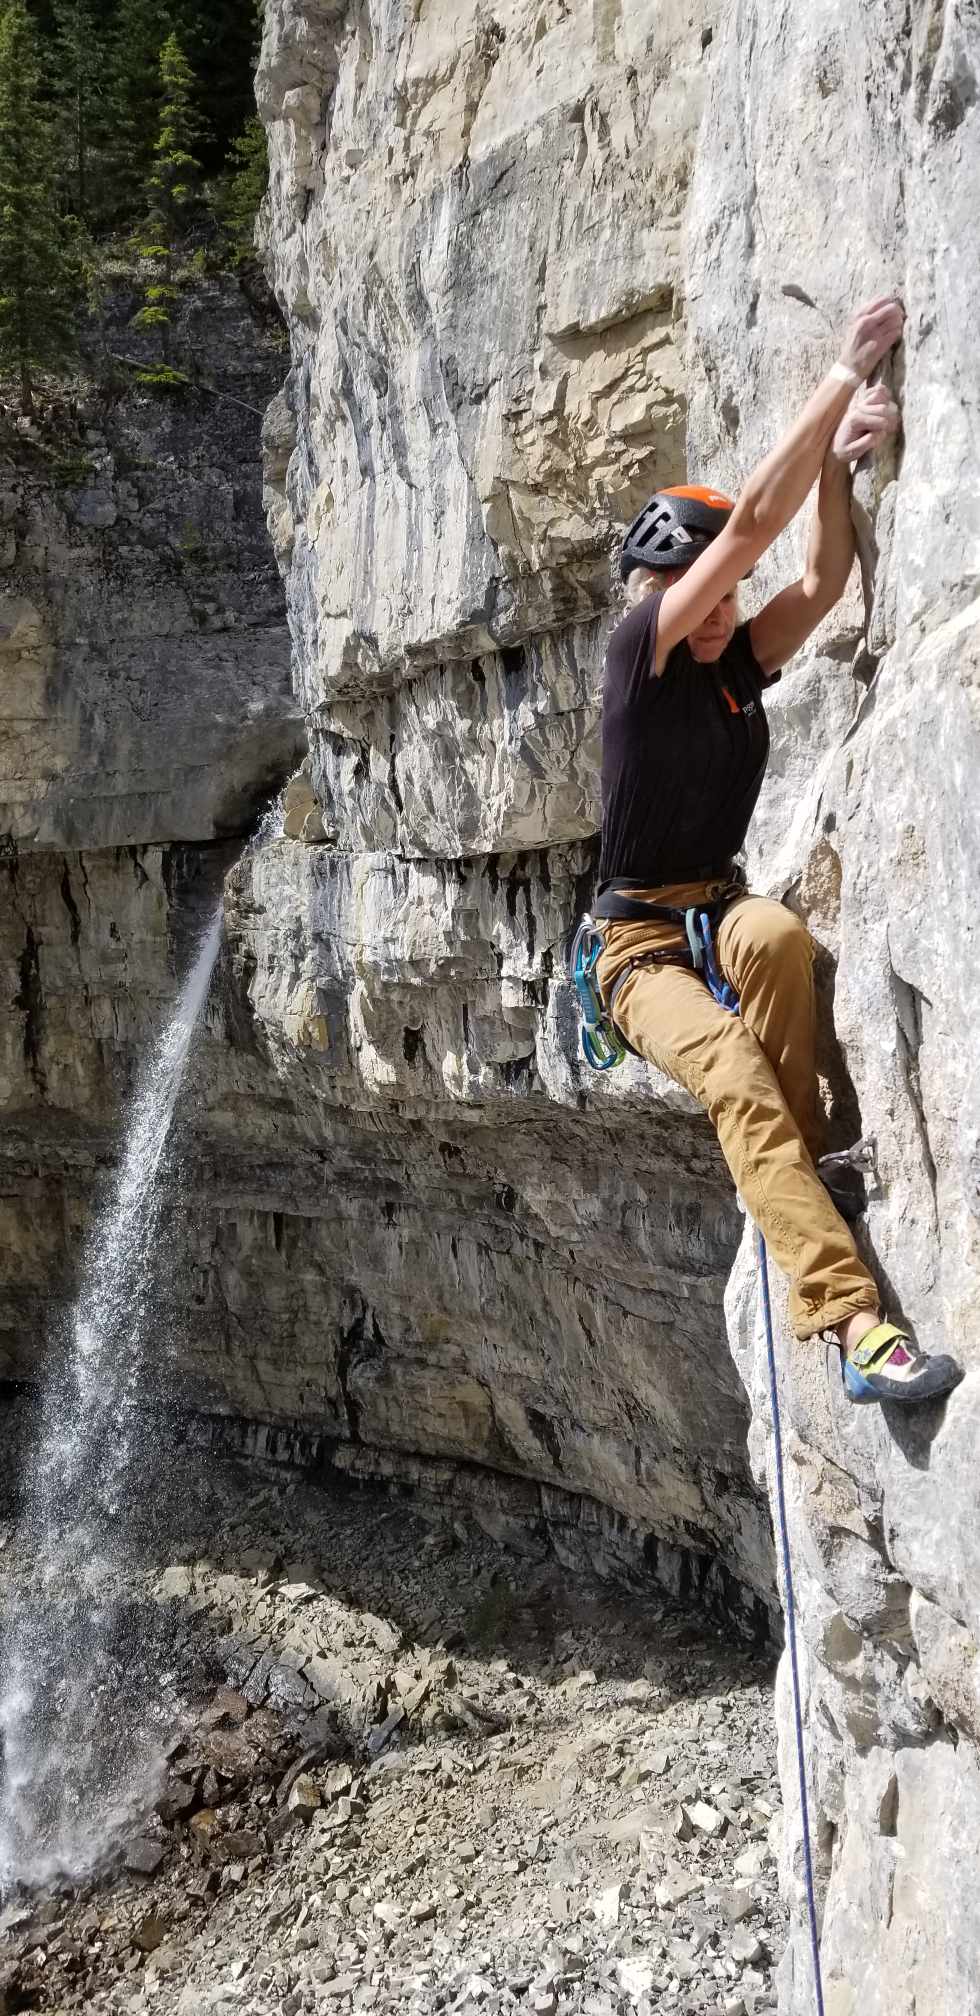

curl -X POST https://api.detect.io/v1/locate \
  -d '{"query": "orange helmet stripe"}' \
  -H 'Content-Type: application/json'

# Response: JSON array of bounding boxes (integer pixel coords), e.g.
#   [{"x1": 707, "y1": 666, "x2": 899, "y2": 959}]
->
[{"x1": 660, "y1": 484, "x2": 735, "y2": 510}]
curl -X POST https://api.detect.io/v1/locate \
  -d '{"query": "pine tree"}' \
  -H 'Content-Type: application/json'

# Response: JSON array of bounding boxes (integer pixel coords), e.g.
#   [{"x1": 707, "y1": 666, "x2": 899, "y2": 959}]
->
[
  {"x1": 102, "y1": 0, "x2": 171, "y2": 222},
  {"x1": 218, "y1": 113, "x2": 267, "y2": 265},
  {"x1": 131, "y1": 31, "x2": 204, "y2": 384},
  {"x1": 173, "y1": 0, "x2": 260, "y2": 173},
  {"x1": 0, "y1": 0, "x2": 81, "y2": 413},
  {"x1": 51, "y1": 0, "x2": 108, "y2": 221},
  {"x1": 147, "y1": 30, "x2": 203, "y2": 230}
]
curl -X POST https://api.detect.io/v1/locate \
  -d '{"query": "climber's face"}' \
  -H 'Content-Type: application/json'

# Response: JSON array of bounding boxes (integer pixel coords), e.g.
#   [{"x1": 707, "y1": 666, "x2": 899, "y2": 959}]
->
[
  {"x1": 685, "y1": 588, "x2": 739, "y2": 662},
  {"x1": 644, "y1": 568, "x2": 739, "y2": 662}
]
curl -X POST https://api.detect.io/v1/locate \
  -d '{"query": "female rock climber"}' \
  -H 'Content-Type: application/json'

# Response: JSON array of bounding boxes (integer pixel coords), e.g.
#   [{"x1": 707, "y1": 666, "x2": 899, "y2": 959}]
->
[{"x1": 595, "y1": 294, "x2": 962, "y2": 1406}]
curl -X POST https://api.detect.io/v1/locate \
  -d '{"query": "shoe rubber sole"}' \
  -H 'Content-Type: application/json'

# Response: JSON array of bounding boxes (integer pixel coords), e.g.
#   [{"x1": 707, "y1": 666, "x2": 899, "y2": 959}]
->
[{"x1": 842, "y1": 1355, "x2": 965, "y2": 1406}]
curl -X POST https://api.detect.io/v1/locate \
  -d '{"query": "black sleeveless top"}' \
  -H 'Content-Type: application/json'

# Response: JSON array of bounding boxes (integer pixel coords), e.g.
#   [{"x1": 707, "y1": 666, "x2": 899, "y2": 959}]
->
[{"x1": 598, "y1": 592, "x2": 780, "y2": 884}]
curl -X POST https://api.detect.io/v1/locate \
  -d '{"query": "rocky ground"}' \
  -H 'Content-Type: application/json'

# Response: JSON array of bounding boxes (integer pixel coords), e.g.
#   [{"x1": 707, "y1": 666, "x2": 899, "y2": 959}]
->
[{"x1": 0, "y1": 1421, "x2": 783, "y2": 2016}]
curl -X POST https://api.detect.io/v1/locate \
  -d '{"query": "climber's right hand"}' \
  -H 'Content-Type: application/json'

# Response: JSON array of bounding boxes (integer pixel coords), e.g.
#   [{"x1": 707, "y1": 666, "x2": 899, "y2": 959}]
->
[
  {"x1": 830, "y1": 381, "x2": 901, "y2": 463},
  {"x1": 837, "y1": 295, "x2": 905, "y2": 381}
]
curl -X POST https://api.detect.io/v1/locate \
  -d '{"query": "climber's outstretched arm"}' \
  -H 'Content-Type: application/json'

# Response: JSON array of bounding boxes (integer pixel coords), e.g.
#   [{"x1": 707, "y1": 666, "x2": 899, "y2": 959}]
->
[
  {"x1": 748, "y1": 383, "x2": 900, "y2": 674},
  {"x1": 654, "y1": 295, "x2": 905, "y2": 675}
]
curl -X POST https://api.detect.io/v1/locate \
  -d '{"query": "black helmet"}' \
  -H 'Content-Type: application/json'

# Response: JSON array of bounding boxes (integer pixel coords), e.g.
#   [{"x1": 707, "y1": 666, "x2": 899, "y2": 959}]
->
[{"x1": 619, "y1": 484, "x2": 734, "y2": 581}]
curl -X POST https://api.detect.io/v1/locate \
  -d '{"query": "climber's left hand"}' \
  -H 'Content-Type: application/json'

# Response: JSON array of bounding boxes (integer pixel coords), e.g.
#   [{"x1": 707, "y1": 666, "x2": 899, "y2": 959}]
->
[{"x1": 831, "y1": 381, "x2": 900, "y2": 464}]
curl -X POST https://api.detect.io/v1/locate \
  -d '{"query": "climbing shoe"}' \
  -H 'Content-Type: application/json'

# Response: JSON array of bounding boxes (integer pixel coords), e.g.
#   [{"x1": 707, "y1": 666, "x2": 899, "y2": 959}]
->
[{"x1": 841, "y1": 1322, "x2": 964, "y2": 1406}]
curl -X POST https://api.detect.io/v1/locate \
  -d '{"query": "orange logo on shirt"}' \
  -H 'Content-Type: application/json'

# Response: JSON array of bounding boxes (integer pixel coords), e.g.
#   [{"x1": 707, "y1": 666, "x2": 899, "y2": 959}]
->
[{"x1": 721, "y1": 685, "x2": 741, "y2": 715}]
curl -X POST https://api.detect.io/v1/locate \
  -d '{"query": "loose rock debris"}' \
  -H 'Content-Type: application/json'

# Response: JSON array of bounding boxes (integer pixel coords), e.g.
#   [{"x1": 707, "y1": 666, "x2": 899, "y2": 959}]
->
[{"x1": 0, "y1": 1441, "x2": 784, "y2": 2015}]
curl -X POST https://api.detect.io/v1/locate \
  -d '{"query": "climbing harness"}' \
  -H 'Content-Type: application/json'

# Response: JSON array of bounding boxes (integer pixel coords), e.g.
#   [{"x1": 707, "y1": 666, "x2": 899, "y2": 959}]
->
[
  {"x1": 568, "y1": 889, "x2": 827, "y2": 2011},
  {"x1": 566, "y1": 872, "x2": 744, "y2": 1072}
]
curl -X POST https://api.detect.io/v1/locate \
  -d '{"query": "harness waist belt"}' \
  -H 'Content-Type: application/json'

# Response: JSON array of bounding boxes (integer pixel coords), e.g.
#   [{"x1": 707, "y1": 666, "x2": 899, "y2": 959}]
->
[{"x1": 594, "y1": 863, "x2": 744, "y2": 925}]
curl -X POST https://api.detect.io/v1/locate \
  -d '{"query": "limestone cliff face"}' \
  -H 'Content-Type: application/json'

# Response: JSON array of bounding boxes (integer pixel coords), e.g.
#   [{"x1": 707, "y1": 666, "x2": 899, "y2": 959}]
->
[
  {"x1": 244, "y1": 0, "x2": 980, "y2": 2007},
  {"x1": 0, "y1": 278, "x2": 304, "y2": 848},
  {"x1": 209, "y1": 0, "x2": 776, "y2": 1613},
  {"x1": 0, "y1": 276, "x2": 302, "y2": 1372},
  {"x1": 3, "y1": 1, "x2": 978, "y2": 2004},
  {"x1": 690, "y1": 6, "x2": 980, "y2": 2010}
]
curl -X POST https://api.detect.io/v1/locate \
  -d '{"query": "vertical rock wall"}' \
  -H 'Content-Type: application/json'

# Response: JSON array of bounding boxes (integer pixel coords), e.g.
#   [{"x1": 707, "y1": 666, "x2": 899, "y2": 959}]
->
[
  {"x1": 4, "y1": 0, "x2": 977, "y2": 1996},
  {"x1": 253, "y1": 0, "x2": 980, "y2": 2002},
  {"x1": 0, "y1": 277, "x2": 301, "y2": 1373},
  {"x1": 222, "y1": 0, "x2": 782, "y2": 1617},
  {"x1": 687, "y1": 3, "x2": 980, "y2": 2007}
]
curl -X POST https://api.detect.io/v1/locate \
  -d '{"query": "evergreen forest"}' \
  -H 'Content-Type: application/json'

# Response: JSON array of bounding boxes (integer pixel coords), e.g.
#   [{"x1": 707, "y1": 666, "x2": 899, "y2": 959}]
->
[{"x1": 0, "y1": 0, "x2": 271, "y2": 409}]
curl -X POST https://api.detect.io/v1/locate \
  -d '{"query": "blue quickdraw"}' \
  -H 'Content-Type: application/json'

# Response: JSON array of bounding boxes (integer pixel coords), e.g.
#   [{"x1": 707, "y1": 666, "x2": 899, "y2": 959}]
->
[
  {"x1": 570, "y1": 906, "x2": 736, "y2": 1071},
  {"x1": 689, "y1": 908, "x2": 739, "y2": 1013},
  {"x1": 568, "y1": 916, "x2": 628, "y2": 1071}
]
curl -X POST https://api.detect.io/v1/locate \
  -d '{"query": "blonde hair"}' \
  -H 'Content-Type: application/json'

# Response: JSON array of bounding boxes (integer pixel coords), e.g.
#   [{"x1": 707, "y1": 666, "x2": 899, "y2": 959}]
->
[
  {"x1": 624, "y1": 565, "x2": 741, "y2": 623},
  {"x1": 624, "y1": 565, "x2": 680, "y2": 608}
]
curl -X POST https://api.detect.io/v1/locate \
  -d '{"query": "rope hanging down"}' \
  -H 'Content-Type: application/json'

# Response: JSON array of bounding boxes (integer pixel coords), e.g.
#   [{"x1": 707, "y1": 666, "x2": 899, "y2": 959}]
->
[
  {"x1": 567, "y1": 901, "x2": 827, "y2": 2011},
  {"x1": 701, "y1": 914, "x2": 826, "y2": 2016},
  {"x1": 756, "y1": 1230, "x2": 826, "y2": 2016},
  {"x1": 705, "y1": 923, "x2": 826, "y2": 2016}
]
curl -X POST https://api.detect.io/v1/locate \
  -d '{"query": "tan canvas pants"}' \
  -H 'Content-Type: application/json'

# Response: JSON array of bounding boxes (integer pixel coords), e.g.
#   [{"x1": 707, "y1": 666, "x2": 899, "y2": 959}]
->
[{"x1": 596, "y1": 880, "x2": 879, "y2": 1339}]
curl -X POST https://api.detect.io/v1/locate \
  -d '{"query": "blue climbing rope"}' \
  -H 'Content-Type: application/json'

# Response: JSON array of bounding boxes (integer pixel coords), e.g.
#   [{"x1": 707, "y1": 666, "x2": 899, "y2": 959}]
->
[
  {"x1": 700, "y1": 913, "x2": 826, "y2": 2015},
  {"x1": 757, "y1": 1232, "x2": 826, "y2": 2016}
]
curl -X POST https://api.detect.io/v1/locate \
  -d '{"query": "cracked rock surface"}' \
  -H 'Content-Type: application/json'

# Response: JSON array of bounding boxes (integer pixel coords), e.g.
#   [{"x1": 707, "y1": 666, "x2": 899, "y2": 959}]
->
[{"x1": 1, "y1": 0, "x2": 979, "y2": 2009}]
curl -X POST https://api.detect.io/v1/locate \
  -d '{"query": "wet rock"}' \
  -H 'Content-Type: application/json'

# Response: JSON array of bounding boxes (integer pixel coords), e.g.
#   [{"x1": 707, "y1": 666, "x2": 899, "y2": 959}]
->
[
  {"x1": 202, "y1": 1688, "x2": 251, "y2": 1729},
  {"x1": 156, "y1": 1776, "x2": 199, "y2": 1826},
  {"x1": 189, "y1": 1808, "x2": 221, "y2": 1856}
]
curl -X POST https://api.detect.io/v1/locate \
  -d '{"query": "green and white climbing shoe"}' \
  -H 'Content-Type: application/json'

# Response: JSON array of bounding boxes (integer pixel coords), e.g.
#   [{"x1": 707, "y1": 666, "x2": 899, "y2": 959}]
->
[{"x1": 842, "y1": 1323, "x2": 964, "y2": 1406}]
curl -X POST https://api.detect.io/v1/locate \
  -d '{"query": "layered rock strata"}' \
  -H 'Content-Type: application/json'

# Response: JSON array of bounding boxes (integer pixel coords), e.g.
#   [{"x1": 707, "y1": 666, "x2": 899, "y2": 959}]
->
[
  {"x1": 4, "y1": 0, "x2": 979, "y2": 2005},
  {"x1": 202, "y1": 0, "x2": 773, "y2": 1611},
  {"x1": 0, "y1": 278, "x2": 304, "y2": 848},
  {"x1": 249, "y1": 0, "x2": 980, "y2": 2007},
  {"x1": 0, "y1": 275, "x2": 302, "y2": 1369}
]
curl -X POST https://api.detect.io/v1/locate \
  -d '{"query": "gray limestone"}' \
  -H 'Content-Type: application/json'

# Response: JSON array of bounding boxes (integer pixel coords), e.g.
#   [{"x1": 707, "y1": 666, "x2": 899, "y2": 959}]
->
[{"x1": 2, "y1": 1, "x2": 979, "y2": 2007}]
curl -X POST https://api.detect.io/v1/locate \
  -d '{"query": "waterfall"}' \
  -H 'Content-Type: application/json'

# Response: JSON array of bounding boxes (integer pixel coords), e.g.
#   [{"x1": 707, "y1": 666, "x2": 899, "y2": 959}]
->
[{"x1": 0, "y1": 903, "x2": 224, "y2": 1891}]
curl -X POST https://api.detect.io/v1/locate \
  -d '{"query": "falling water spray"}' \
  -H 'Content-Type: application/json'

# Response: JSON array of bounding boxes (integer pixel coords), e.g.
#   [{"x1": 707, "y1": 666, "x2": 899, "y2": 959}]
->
[{"x1": 0, "y1": 903, "x2": 224, "y2": 1890}]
